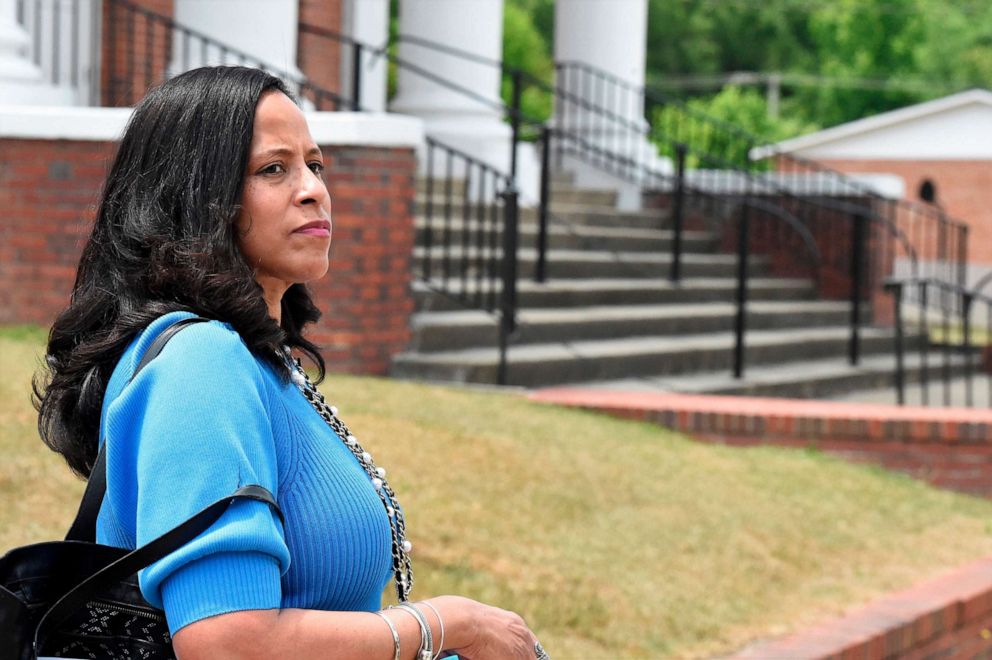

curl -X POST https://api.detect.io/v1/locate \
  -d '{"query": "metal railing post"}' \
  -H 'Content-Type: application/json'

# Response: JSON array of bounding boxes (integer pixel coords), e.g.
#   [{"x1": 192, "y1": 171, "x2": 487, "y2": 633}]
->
[
  {"x1": 849, "y1": 212, "x2": 866, "y2": 366},
  {"x1": 920, "y1": 282, "x2": 930, "y2": 406},
  {"x1": 536, "y1": 125, "x2": 551, "y2": 283},
  {"x1": 733, "y1": 200, "x2": 751, "y2": 379},
  {"x1": 963, "y1": 289, "x2": 974, "y2": 407},
  {"x1": 554, "y1": 62, "x2": 564, "y2": 170},
  {"x1": 351, "y1": 41, "x2": 362, "y2": 111},
  {"x1": 669, "y1": 143, "x2": 687, "y2": 282},
  {"x1": 498, "y1": 186, "x2": 520, "y2": 385},
  {"x1": 888, "y1": 280, "x2": 906, "y2": 405},
  {"x1": 959, "y1": 224, "x2": 969, "y2": 289},
  {"x1": 509, "y1": 70, "x2": 522, "y2": 181}
]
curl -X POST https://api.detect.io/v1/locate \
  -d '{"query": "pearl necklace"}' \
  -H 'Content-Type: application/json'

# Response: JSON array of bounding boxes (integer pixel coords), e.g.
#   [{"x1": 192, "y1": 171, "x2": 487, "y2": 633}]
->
[{"x1": 283, "y1": 349, "x2": 414, "y2": 602}]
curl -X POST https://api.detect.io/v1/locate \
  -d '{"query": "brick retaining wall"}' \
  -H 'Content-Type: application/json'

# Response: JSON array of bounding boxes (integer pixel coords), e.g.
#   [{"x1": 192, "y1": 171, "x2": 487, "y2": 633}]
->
[
  {"x1": 728, "y1": 556, "x2": 992, "y2": 659},
  {"x1": 0, "y1": 136, "x2": 415, "y2": 375},
  {"x1": 528, "y1": 389, "x2": 992, "y2": 498}
]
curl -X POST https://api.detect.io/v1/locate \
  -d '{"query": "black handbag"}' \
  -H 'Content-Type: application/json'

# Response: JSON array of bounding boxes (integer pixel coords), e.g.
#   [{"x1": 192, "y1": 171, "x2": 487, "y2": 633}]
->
[{"x1": 0, "y1": 317, "x2": 284, "y2": 660}]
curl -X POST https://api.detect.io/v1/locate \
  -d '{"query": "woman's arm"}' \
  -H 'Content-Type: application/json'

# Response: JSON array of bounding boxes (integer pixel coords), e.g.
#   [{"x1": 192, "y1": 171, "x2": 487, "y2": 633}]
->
[{"x1": 173, "y1": 595, "x2": 537, "y2": 660}]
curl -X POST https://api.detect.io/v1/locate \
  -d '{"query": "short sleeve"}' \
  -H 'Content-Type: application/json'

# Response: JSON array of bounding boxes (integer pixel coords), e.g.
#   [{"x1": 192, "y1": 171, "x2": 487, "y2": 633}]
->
[{"x1": 102, "y1": 319, "x2": 291, "y2": 634}]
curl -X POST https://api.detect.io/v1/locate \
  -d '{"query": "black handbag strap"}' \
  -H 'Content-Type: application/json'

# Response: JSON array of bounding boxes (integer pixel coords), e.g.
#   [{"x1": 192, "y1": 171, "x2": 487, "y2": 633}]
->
[
  {"x1": 35, "y1": 485, "x2": 284, "y2": 655},
  {"x1": 65, "y1": 316, "x2": 210, "y2": 543}
]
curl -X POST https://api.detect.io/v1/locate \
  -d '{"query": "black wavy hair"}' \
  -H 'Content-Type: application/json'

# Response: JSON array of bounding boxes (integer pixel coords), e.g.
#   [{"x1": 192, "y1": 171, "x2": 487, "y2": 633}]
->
[{"x1": 35, "y1": 66, "x2": 326, "y2": 478}]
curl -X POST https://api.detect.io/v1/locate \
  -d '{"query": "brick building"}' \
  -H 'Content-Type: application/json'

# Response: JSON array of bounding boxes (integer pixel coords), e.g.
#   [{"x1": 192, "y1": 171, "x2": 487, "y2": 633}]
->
[{"x1": 763, "y1": 89, "x2": 992, "y2": 288}]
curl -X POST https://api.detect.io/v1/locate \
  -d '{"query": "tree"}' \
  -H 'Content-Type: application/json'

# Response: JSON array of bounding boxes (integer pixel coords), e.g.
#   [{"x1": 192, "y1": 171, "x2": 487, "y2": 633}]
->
[{"x1": 502, "y1": 0, "x2": 554, "y2": 124}]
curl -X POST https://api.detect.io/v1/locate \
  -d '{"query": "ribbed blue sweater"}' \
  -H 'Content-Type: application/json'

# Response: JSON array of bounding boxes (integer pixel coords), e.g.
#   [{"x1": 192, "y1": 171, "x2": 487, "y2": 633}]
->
[{"x1": 96, "y1": 311, "x2": 393, "y2": 635}]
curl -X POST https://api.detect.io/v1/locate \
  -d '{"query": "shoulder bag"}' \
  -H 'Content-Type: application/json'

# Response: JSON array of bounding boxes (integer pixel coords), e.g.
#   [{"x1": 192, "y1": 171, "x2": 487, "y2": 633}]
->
[{"x1": 0, "y1": 316, "x2": 284, "y2": 660}]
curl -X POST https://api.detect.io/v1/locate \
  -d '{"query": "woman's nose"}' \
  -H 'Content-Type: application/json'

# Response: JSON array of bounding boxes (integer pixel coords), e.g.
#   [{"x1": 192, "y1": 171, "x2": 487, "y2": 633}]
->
[{"x1": 296, "y1": 167, "x2": 329, "y2": 207}]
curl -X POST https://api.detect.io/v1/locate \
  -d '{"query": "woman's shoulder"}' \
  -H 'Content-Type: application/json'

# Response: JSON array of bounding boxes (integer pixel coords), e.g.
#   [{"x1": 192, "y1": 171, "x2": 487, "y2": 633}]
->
[
  {"x1": 134, "y1": 310, "x2": 245, "y2": 356},
  {"x1": 108, "y1": 312, "x2": 277, "y2": 407}
]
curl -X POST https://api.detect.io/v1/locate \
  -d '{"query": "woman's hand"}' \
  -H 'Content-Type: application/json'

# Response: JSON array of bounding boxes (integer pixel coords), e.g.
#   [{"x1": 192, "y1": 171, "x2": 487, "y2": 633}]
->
[{"x1": 429, "y1": 595, "x2": 539, "y2": 660}]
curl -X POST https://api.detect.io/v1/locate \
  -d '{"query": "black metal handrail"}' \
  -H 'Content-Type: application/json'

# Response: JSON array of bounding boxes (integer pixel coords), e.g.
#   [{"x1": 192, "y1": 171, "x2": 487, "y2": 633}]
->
[
  {"x1": 312, "y1": 26, "x2": 925, "y2": 380},
  {"x1": 555, "y1": 59, "x2": 969, "y2": 289},
  {"x1": 203, "y1": 21, "x2": 943, "y2": 385},
  {"x1": 886, "y1": 277, "x2": 989, "y2": 407},
  {"x1": 420, "y1": 136, "x2": 519, "y2": 384}
]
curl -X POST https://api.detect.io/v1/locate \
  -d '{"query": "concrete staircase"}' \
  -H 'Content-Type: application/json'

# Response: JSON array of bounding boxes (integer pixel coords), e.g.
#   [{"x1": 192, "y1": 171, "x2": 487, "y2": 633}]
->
[{"x1": 391, "y1": 175, "x2": 952, "y2": 399}]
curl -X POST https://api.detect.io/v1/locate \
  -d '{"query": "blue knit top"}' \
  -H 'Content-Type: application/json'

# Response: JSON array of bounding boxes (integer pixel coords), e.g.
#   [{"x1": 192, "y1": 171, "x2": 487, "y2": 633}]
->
[{"x1": 96, "y1": 311, "x2": 394, "y2": 634}]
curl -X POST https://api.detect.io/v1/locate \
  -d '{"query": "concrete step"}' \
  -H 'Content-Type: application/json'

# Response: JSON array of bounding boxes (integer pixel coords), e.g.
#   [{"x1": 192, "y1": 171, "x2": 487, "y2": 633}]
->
[
  {"x1": 415, "y1": 247, "x2": 769, "y2": 280},
  {"x1": 415, "y1": 197, "x2": 670, "y2": 230},
  {"x1": 390, "y1": 326, "x2": 902, "y2": 387},
  {"x1": 568, "y1": 352, "x2": 972, "y2": 401},
  {"x1": 416, "y1": 183, "x2": 619, "y2": 209},
  {"x1": 546, "y1": 186, "x2": 618, "y2": 207},
  {"x1": 834, "y1": 367, "x2": 992, "y2": 406},
  {"x1": 408, "y1": 301, "x2": 854, "y2": 352},
  {"x1": 414, "y1": 218, "x2": 717, "y2": 253},
  {"x1": 412, "y1": 277, "x2": 817, "y2": 311}
]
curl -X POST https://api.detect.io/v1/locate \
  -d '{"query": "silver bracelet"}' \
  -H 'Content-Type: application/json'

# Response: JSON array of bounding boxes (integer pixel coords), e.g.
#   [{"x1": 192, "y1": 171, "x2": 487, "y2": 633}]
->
[
  {"x1": 417, "y1": 601, "x2": 445, "y2": 660},
  {"x1": 374, "y1": 611, "x2": 401, "y2": 660},
  {"x1": 391, "y1": 603, "x2": 434, "y2": 660}
]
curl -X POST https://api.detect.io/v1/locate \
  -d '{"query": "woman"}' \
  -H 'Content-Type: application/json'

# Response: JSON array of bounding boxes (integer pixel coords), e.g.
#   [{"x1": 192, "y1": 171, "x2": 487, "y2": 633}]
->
[{"x1": 35, "y1": 66, "x2": 541, "y2": 659}]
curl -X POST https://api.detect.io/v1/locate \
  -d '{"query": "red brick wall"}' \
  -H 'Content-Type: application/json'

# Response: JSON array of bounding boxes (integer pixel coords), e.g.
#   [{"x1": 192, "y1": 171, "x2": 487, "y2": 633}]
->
[
  {"x1": 101, "y1": 0, "x2": 175, "y2": 106},
  {"x1": 298, "y1": 0, "x2": 343, "y2": 110},
  {"x1": 312, "y1": 145, "x2": 416, "y2": 373},
  {"x1": 820, "y1": 159, "x2": 992, "y2": 265},
  {"x1": 530, "y1": 389, "x2": 992, "y2": 499},
  {"x1": 731, "y1": 555, "x2": 992, "y2": 659},
  {"x1": 0, "y1": 137, "x2": 415, "y2": 375}
]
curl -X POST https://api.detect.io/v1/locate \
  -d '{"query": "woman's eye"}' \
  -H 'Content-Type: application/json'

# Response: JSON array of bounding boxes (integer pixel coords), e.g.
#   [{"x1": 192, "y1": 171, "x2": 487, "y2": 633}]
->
[
  {"x1": 309, "y1": 162, "x2": 325, "y2": 175},
  {"x1": 260, "y1": 163, "x2": 286, "y2": 175}
]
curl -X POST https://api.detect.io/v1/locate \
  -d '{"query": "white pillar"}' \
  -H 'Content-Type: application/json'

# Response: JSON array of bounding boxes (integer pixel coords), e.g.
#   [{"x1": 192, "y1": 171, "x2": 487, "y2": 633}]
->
[
  {"x1": 172, "y1": 0, "x2": 303, "y2": 78},
  {"x1": 0, "y1": 0, "x2": 73, "y2": 105},
  {"x1": 554, "y1": 0, "x2": 660, "y2": 209},
  {"x1": 555, "y1": 0, "x2": 648, "y2": 99},
  {"x1": 390, "y1": 0, "x2": 540, "y2": 202},
  {"x1": 341, "y1": 0, "x2": 388, "y2": 112}
]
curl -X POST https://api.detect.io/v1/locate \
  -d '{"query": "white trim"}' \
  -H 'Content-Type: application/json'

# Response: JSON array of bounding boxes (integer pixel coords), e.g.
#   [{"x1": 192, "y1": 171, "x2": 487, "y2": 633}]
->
[
  {"x1": 0, "y1": 106, "x2": 424, "y2": 148},
  {"x1": 752, "y1": 88, "x2": 992, "y2": 159},
  {"x1": 0, "y1": 105, "x2": 133, "y2": 141},
  {"x1": 306, "y1": 112, "x2": 423, "y2": 148}
]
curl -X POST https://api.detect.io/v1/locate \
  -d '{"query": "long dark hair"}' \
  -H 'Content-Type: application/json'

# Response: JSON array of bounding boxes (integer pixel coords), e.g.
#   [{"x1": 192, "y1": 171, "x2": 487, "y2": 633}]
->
[{"x1": 35, "y1": 66, "x2": 326, "y2": 478}]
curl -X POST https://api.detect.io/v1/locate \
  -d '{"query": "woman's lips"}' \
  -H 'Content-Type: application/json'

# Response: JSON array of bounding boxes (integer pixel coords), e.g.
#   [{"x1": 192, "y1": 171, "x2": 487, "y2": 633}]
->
[{"x1": 294, "y1": 219, "x2": 331, "y2": 237}]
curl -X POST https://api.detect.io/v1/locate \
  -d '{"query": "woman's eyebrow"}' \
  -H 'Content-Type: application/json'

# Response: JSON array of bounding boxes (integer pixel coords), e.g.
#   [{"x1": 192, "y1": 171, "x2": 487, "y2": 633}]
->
[{"x1": 254, "y1": 146, "x2": 323, "y2": 159}]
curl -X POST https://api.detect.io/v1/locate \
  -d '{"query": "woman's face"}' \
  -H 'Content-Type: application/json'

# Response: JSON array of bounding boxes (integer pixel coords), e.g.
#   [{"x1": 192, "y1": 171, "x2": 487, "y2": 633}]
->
[{"x1": 236, "y1": 91, "x2": 332, "y2": 306}]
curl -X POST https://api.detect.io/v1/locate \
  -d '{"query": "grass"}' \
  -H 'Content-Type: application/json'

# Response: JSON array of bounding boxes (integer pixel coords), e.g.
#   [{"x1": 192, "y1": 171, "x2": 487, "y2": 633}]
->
[{"x1": 6, "y1": 326, "x2": 992, "y2": 657}]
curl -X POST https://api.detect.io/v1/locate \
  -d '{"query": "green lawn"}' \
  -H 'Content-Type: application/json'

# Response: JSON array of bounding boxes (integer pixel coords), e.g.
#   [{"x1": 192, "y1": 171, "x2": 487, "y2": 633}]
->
[{"x1": 5, "y1": 326, "x2": 992, "y2": 658}]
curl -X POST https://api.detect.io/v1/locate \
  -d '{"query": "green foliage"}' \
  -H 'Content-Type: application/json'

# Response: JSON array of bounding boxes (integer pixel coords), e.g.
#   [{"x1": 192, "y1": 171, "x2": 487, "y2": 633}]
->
[
  {"x1": 651, "y1": 86, "x2": 819, "y2": 169},
  {"x1": 645, "y1": 0, "x2": 992, "y2": 130},
  {"x1": 501, "y1": 1, "x2": 554, "y2": 125}
]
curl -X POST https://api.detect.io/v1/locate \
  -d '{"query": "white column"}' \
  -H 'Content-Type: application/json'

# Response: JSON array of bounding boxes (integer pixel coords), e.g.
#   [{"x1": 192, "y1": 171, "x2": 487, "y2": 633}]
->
[
  {"x1": 0, "y1": 0, "x2": 73, "y2": 105},
  {"x1": 172, "y1": 0, "x2": 303, "y2": 78},
  {"x1": 390, "y1": 0, "x2": 539, "y2": 201},
  {"x1": 554, "y1": 0, "x2": 659, "y2": 209},
  {"x1": 555, "y1": 0, "x2": 648, "y2": 99},
  {"x1": 341, "y1": 0, "x2": 389, "y2": 112}
]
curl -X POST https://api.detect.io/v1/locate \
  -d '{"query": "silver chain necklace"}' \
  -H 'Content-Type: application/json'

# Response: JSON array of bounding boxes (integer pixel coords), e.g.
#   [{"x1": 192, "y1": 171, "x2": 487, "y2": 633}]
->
[{"x1": 282, "y1": 348, "x2": 414, "y2": 602}]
